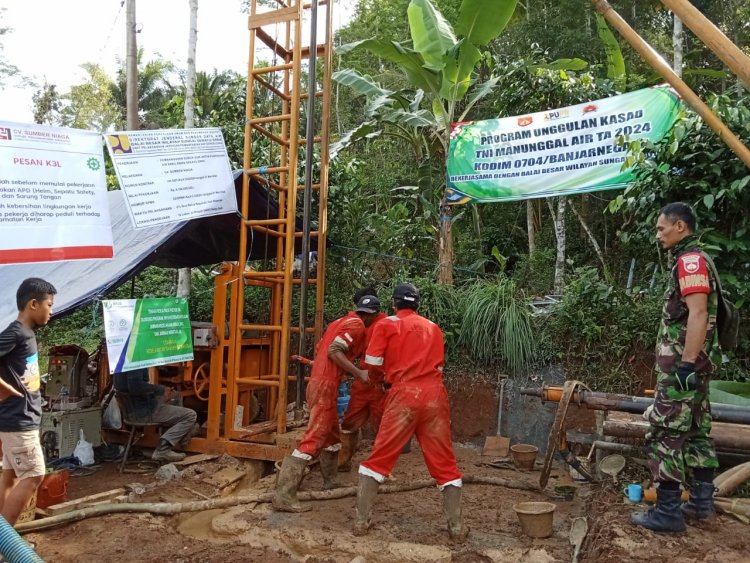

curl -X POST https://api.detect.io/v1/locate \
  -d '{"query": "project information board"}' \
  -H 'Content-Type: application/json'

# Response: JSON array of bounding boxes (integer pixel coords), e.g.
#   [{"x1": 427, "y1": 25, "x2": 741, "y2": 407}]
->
[
  {"x1": 103, "y1": 298, "x2": 194, "y2": 374},
  {"x1": 0, "y1": 121, "x2": 113, "y2": 264},
  {"x1": 105, "y1": 128, "x2": 237, "y2": 228},
  {"x1": 446, "y1": 87, "x2": 681, "y2": 204}
]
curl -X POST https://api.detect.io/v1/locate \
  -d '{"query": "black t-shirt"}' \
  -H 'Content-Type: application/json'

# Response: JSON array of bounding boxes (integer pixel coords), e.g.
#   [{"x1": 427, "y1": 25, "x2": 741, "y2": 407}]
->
[{"x1": 0, "y1": 320, "x2": 42, "y2": 431}]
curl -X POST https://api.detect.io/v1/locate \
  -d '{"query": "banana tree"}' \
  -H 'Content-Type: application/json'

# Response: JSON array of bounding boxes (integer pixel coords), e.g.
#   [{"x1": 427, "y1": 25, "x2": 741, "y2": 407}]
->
[{"x1": 332, "y1": 0, "x2": 518, "y2": 284}]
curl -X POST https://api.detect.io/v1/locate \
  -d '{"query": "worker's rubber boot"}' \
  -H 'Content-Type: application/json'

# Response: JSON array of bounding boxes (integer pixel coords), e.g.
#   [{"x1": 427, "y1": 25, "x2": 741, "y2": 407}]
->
[
  {"x1": 272, "y1": 455, "x2": 312, "y2": 513},
  {"x1": 320, "y1": 449, "x2": 344, "y2": 490},
  {"x1": 631, "y1": 487, "x2": 686, "y2": 532},
  {"x1": 152, "y1": 439, "x2": 186, "y2": 462},
  {"x1": 338, "y1": 431, "x2": 359, "y2": 472},
  {"x1": 442, "y1": 485, "x2": 469, "y2": 541},
  {"x1": 353, "y1": 475, "x2": 379, "y2": 536},
  {"x1": 682, "y1": 480, "x2": 716, "y2": 521}
]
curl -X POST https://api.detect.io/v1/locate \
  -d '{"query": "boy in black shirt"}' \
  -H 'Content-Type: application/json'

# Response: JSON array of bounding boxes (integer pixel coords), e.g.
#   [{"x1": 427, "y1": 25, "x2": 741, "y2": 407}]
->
[{"x1": 0, "y1": 278, "x2": 56, "y2": 525}]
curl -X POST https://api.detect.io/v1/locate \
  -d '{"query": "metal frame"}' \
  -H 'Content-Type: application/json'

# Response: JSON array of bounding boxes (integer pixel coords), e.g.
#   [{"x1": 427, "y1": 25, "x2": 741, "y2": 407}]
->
[{"x1": 194, "y1": 0, "x2": 333, "y2": 460}]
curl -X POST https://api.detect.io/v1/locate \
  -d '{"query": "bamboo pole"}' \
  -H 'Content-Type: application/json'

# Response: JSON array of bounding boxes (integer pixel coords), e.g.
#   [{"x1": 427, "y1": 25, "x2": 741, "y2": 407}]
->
[
  {"x1": 661, "y1": 0, "x2": 750, "y2": 87},
  {"x1": 16, "y1": 475, "x2": 539, "y2": 533},
  {"x1": 591, "y1": 0, "x2": 750, "y2": 169}
]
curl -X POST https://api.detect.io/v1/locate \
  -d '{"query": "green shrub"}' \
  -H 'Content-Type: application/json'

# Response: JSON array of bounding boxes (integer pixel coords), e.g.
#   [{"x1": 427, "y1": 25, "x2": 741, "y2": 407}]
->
[
  {"x1": 459, "y1": 278, "x2": 536, "y2": 375},
  {"x1": 538, "y1": 266, "x2": 661, "y2": 393}
]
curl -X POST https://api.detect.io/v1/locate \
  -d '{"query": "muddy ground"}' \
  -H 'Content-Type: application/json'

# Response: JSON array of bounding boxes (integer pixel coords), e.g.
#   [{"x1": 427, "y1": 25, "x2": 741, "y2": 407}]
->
[
  {"x1": 23, "y1": 381, "x2": 750, "y2": 562},
  {"x1": 26, "y1": 439, "x2": 750, "y2": 563}
]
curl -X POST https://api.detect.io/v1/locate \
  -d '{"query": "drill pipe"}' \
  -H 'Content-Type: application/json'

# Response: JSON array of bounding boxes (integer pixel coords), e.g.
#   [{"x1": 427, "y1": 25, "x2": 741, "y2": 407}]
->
[{"x1": 521, "y1": 386, "x2": 750, "y2": 425}]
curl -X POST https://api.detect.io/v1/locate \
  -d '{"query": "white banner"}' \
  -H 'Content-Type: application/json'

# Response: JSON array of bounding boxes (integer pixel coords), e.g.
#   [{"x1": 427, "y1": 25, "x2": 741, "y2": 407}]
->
[
  {"x1": 105, "y1": 128, "x2": 237, "y2": 228},
  {"x1": 0, "y1": 121, "x2": 113, "y2": 264}
]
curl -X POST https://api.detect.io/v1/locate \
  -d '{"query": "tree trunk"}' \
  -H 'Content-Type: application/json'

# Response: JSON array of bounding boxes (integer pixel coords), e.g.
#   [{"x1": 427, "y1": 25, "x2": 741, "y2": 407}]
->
[
  {"x1": 184, "y1": 0, "x2": 198, "y2": 128},
  {"x1": 568, "y1": 198, "x2": 606, "y2": 271},
  {"x1": 471, "y1": 205, "x2": 484, "y2": 272},
  {"x1": 437, "y1": 203, "x2": 454, "y2": 284},
  {"x1": 178, "y1": 0, "x2": 199, "y2": 298},
  {"x1": 125, "y1": 0, "x2": 139, "y2": 130},
  {"x1": 673, "y1": 13, "x2": 683, "y2": 77},
  {"x1": 526, "y1": 200, "x2": 536, "y2": 255},
  {"x1": 547, "y1": 196, "x2": 566, "y2": 295}
]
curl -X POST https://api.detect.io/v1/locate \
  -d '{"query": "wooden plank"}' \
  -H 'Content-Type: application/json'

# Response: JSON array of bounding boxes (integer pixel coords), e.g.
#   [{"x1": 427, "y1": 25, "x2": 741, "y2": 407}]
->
[
  {"x1": 173, "y1": 454, "x2": 219, "y2": 467},
  {"x1": 248, "y1": 6, "x2": 299, "y2": 29},
  {"x1": 202, "y1": 466, "x2": 247, "y2": 489},
  {"x1": 185, "y1": 436, "x2": 290, "y2": 462},
  {"x1": 46, "y1": 488, "x2": 126, "y2": 515}
]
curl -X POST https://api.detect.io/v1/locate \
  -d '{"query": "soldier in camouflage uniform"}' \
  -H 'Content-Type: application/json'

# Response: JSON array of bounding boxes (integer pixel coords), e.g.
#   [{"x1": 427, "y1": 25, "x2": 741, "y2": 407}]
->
[{"x1": 632, "y1": 202, "x2": 721, "y2": 533}]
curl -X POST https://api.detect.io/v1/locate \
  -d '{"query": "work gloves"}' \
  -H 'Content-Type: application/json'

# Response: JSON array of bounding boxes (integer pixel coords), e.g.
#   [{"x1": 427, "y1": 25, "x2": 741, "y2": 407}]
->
[{"x1": 675, "y1": 362, "x2": 698, "y2": 392}]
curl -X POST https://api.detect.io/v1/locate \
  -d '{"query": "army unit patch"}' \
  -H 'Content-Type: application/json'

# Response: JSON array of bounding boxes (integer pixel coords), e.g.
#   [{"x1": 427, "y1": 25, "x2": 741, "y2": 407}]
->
[{"x1": 677, "y1": 252, "x2": 711, "y2": 295}]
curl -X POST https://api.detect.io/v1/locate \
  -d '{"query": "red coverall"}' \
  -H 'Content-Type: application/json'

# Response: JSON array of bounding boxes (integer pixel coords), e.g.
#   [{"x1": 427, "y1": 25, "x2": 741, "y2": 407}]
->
[
  {"x1": 295, "y1": 312, "x2": 366, "y2": 458},
  {"x1": 360, "y1": 310, "x2": 462, "y2": 487},
  {"x1": 341, "y1": 312, "x2": 387, "y2": 434}
]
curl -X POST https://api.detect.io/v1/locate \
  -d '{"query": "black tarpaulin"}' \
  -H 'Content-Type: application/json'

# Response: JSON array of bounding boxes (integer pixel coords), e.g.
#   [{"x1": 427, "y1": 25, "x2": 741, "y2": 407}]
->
[{"x1": 0, "y1": 172, "x2": 311, "y2": 328}]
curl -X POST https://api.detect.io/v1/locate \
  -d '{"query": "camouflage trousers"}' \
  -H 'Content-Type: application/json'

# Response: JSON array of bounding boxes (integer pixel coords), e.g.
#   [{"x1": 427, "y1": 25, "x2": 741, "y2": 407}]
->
[{"x1": 644, "y1": 370, "x2": 719, "y2": 484}]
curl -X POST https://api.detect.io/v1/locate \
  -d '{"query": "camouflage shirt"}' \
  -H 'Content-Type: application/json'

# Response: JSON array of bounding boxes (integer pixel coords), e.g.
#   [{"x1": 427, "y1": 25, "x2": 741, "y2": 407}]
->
[{"x1": 655, "y1": 235, "x2": 721, "y2": 375}]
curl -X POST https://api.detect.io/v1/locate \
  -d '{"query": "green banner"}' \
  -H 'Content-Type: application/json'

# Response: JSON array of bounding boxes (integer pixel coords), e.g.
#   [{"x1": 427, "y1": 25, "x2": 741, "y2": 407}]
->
[
  {"x1": 446, "y1": 86, "x2": 681, "y2": 204},
  {"x1": 102, "y1": 298, "x2": 193, "y2": 373}
]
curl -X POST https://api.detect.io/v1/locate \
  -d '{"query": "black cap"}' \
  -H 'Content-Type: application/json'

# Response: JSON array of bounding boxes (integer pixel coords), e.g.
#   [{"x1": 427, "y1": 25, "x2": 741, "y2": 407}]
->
[
  {"x1": 393, "y1": 282, "x2": 419, "y2": 303},
  {"x1": 355, "y1": 295, "x2": 381, "y2": 314}
]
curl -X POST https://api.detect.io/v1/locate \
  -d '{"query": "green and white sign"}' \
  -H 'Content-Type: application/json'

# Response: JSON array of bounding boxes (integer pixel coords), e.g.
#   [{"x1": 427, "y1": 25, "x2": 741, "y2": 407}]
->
[
  {"x1": 446, "y1": 86, "x2": 681, "y2": 204},
  {"x1": 103, "y1": 298, "x2": 193, "y2": 374}
]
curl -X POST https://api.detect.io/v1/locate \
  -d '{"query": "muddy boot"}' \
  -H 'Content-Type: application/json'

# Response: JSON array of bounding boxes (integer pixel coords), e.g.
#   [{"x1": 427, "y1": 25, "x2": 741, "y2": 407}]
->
[
  {"x1": 442, "y1": 485, "x2": 469, "y2": 541},
  {"x1": 152, "y1": 439, "x2": 186, "y2": 462},
  {"x1": 338, "y1": 431, "x2": 359, "y2": 472},
  {"x1": 273, "y1": 455, "x2": 312, "y2": 513},
  {"x1": 631, "y1": 487, "x2": 686, "y2": 533},
  {"x1": 353, "y1": 475, "x2": 379, "y2": 536},
  {"x1": 320, "y1": 449, "x2": 344, "y2": 490},
  {"x1": 682, "y1": 481, "x2": 716, "y2": 521}
]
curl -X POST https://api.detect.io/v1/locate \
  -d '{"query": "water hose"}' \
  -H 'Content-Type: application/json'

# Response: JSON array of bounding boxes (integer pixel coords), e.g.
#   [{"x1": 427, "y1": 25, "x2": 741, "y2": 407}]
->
[{"x1": 0, "y1": 515, "x2": 43, "y2": 563}]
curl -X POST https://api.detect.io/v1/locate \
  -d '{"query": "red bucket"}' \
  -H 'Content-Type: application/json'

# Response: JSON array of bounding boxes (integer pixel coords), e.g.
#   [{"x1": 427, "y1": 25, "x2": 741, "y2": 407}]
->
[{"x1": 37, "y1": 470, "x2": 69, "y2": 509}]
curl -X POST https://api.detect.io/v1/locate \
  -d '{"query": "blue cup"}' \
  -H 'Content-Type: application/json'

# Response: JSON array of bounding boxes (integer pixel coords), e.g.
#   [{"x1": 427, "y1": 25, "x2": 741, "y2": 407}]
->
[{"x1": 626, "y1": 483, "x2": 642, "y2": 502}]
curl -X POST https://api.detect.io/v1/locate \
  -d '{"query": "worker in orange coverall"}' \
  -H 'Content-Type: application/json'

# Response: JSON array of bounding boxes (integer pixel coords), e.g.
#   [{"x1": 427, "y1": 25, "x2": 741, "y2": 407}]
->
[
  {"x1": 354, "y1": 283, "x2": 467, "y2": 541},
  {"x1": 273, "y1": 295, "x2": 381, "y2": 513},
  {"x1": 338, "y1": 287, "x2": 387, "y2": 471}
]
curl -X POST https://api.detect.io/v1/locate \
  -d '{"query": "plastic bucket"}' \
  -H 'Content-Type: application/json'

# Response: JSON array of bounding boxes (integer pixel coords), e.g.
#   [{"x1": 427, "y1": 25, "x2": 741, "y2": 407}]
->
[
  {"x1": 37, "y1": 469, "x2": 70, "y2": 509},
  {"x1": 510, "y1": 444, "x2": 538, "y2": 471},
  {"x1": 513, "y1": 501, "x2": 556, "y2": 538}
]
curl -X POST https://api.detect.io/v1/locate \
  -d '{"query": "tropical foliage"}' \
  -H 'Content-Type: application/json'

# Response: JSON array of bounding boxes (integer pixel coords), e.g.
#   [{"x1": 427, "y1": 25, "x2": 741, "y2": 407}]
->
[{"x1": 12, "y1": 0, "x2": 750, "y2": 387}]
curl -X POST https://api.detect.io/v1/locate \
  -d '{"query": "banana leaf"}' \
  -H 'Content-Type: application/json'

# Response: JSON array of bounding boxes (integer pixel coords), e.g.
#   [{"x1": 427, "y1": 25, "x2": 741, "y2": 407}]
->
[
  {"x1": 407, "y1": 0, "x2": 457, "y2": 72},
  {"x1": 456, "y1": 0, "x2": 518, "y2": 46}
]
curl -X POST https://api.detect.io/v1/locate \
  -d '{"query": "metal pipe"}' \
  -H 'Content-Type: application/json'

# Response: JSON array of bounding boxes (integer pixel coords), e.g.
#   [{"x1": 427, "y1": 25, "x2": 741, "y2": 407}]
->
[
  {"x1": 591, "y1": 0, "x2": 750, "y2": 169},
  {"x1": 296, "y1": 0, "x2": 319, "y2": 412},
  {"x1": 521, "y1": 386, "x2": 750, "y2": 425}
]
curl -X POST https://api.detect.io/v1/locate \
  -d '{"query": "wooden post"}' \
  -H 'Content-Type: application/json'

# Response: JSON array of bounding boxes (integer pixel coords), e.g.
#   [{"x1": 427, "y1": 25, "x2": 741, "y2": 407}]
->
[
  {"x1": 591, "y1": 0, "x2": 750, "y2": 170},
  {"x1": 661, "y1": 0, "x2": 750, "y2": 87}
]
